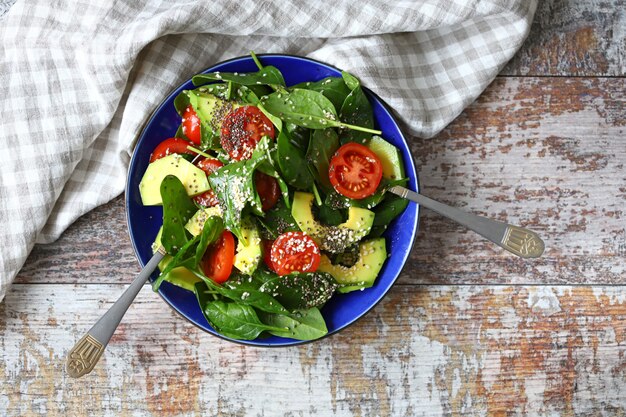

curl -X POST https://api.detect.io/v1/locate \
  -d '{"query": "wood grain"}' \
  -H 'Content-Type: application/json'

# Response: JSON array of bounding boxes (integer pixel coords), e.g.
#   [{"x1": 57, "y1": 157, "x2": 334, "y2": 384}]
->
[
  {"x1": 502, "y1": 0, "x2": 626, "y2": 76},
  {"x1": 15, "y1": 77, "x2": 626, "y2": 286},
  {"x1": 1, "y1": 284, "x2": 624, "y2": 416}
]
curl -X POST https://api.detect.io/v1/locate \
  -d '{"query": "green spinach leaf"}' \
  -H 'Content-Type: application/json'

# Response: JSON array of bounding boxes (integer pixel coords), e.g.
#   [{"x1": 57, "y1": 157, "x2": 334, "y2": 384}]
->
[
  {"x1": 173, "y1": 91, "x2": 190, "y2": 116},
  {"x1": 339, "y1": 71, "x2": 375, "y2": 144},
  {"x1": 153, "y1": 234, "x2": 200, "y2": 291},
  {"x1": 174, "y1": 123, "x2": 187, "y2": 140},
  {"x1": 192, "y1": 66, "x2": 286, "y2": 90},
  {"x1": 256, "y1": 199, "x2": 299, "y2": 239},
  {"x1": 216, "y1": 275, "x2": 288, "y2": 314},
  {"x1": 306, "y1": 128, "x2": 339, "y2": 189},
  {"x1": 194, "y1": 84, "x2": 230, "y2": 100},
  {"x1": 317, "y1": 203, "x2": 345, "y2": 226},
  {"x1": 194, "y1": 216, "x2": 225, "y2": 265},
  {"x1": 262, "y1": 88, "x2": 380, "y2": 135},
  {"x1": 259, "y1": 307, "x2": 328, "y2": 340},
  {"x1": 292, "y1": 76, "x2": 351, "y2": 110},
  {"x1": 372, "y1": 195, "x2": 409, "y2": 227},
  {"x1": 285, "y1": 123, "x2": 310, "y2": 150},
  {"x1": 160, "y1": 175, "x2": 197, "y2": 253},
  {"x1": 277, "y1": 129, "x2": 314, "y2": 189},
  {"x1": 208, "y1": 137, "x2": 276, "y2": 240},
  {"x1": 259, "y1": 271, "x2": 337, "y2": 311},
  {"x1": 199, "y1": 299, "x2": 284, "y2": 340}
]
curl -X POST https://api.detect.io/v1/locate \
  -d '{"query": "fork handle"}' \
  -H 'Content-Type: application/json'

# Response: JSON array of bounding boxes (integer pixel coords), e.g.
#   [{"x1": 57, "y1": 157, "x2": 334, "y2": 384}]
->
[
  {"x1": 389, "y1": 186, "x2": 545, "y2": 258},
  {"x1": 66, "y1": 247, "x2": 166, "y2": 378}
]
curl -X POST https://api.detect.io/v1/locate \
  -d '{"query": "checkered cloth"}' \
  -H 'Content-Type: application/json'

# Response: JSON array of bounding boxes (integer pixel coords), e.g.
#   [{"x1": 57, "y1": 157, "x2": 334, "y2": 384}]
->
[{"x1": 0, "y1": 0, "x2": 536, "y2": 301}]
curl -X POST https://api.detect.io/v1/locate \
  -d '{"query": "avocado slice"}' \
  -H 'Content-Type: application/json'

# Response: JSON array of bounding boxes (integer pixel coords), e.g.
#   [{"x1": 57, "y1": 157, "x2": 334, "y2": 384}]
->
[
  {"x1": 367, "y1": 135, "x2": 405, "y2": 180},
  {"x1": 139, "y1": 154, "x2": 210, "y2": 205},
  {"x1": 318, "y1": 238, "x2": 387, "y2": 293},
  {"x1": 185, "y1": 206, "x2": 223, "y2": 236},
  {"x1": 233, "y1": 216, "x2": 262, "y2": 275},
  {"x1": 188, "y1": 90, "x2": 238, "y2": 132},
  {"x1": 291, "y1": 192, "x2": 374, "y2": 253},
  {"x1": 151, "y1": 227, "x2": 201, "y2": 291}
]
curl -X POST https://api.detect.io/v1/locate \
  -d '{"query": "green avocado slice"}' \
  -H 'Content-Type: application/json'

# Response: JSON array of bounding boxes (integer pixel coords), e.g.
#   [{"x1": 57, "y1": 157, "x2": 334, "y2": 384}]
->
[
  {"x1": 318, "y1": 238, "x2": 387, "y2": 293},
  {"x1": 291, "y1": 192, "x2": 374, "y2": 253}
]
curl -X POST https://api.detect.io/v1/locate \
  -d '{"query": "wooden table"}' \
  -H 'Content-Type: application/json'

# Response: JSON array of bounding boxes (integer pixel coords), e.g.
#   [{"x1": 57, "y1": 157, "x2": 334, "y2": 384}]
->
[{"x1": 3, "y1": 2, "x2": 625, "y2": 416}]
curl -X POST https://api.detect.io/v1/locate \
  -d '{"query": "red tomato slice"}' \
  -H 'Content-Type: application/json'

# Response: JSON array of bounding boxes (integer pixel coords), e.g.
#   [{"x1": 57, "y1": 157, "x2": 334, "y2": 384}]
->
[
  {"x1": 149, "y1": 138, "x2": 196, "y2": 163},
  {"x1": 262, "y1": 239, "x2": 276, "y2": 272},
  {"x1": 196, "y1": 157, "x2": 224, "y2": 175},
  {"x1": 193, "y1": 158, "x2": 224, "y2": 207},
  {"x1": 270, "y1": 232, "x2": 321, "y2": 276},
  {"x1": 220, "y1": 106, "x2": 275, "y2": 161},
  {"x1": 328, "y1": 143, "x2": 383, "y2": 199},
  {"x1": 201, "y1": 231, "x2": 235, "y2": 284},
  {"x1": 182, "y1": 105, "x2": 202, "y2": 145},
  {"x1": 254, "y1": 171, "x2": 280, "y2": 211}
]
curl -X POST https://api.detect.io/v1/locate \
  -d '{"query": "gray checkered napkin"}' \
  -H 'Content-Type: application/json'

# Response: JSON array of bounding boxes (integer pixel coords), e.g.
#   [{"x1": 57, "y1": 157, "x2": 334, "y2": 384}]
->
[{"x1": 0, "y1": 0, "x2": 536, "y2": 300}]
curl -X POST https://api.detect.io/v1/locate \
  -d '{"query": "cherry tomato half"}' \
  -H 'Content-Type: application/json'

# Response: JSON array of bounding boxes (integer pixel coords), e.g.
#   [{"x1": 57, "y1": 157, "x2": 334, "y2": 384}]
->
[
  {"x1": 201, "y1": 230, "x2": 235, "y2": 284},
  {"x1": 270, "y1": 232, "x2": 321, "y2": 276},
  {"x1": 221, "y1": 106, "x2": 275, "y2": 161},
  {"x1": 254, "y1": 171, "x2": 280, "y2": 211},
  {"x1": 182, "y1": 105, "x2": 202, "y2": 145},
  {"x1": 149, "y1": 138, "x2": 196, "y2": 163},
  {"x1": 328, "y1": 142, "x2": 383, "y2": 199},
  {"x1": 193, "y1": 158, "x2": 224, "y2": 207}
]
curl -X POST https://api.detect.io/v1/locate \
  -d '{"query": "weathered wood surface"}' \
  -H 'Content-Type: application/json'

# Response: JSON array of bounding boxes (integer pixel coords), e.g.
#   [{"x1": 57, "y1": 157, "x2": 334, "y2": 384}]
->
[
  {"x1": 16, "y1": 77, "x2": 626, "y2": 286},
  {"x1": 2, "y1": 284, "x2": 625, "y2": 416},
  {"x1": 4, "y1": 0, "x2": 626, "y2": 415},
  {"x1": 502, "y1": 0, "x2": 626, "y2": 76}
]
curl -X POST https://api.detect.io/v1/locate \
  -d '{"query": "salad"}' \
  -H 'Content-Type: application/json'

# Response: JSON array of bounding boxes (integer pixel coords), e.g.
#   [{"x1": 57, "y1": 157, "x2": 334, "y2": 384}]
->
[{"x1": 139, "y1": 52, "x2": 408, "y2": 341}]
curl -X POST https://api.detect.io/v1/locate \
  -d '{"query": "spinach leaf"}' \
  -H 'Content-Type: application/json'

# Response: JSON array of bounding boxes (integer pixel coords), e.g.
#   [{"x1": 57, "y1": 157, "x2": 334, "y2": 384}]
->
[
  {"x1": 262, "y1": 88, "x2": 338, "y2": 130},
  {"x1": 285, "y1": 123, "x2": 310, "y2": 151},
  {"x1": 258, "y1": 103, "x2": 282, "y2": 130},
  {"x1": 256, "y1": 199, "x2": 299, "y2": 239},
  {"x1": 200, "y1": 127, "x2": 221, "y2": 151},
  {"x1": 277, "y1": 129, "x2": 314, "y2": 189},
  {"x1": 199, "y1": 299, "x2": 284, "y2": 340},
  {"x1": 306, "y1": 128, "x2": 339, "y2": 189},
  {"x1": 366, "y1": 225, "x2": 387, "y2": 238},
  {"x1": 317, "y1": 203, "x2": 345, "y2": 226},
  {"x1": 173, "y1": 91, "x2": 190, "y2": 116},
  {"x1": 208, "y1": 137, "x2": 275, "y2": 240},
  {"x1": 160, "y1": 175, "x2": 197, "y2": 253},
  {"x1": 259, "y1": 271, "x2": 337, "y2": 311},
  {"x1": 262, "y1": 88, "x2": 381, "y2": 135},
  {"x1": 235, "y1": 85, "x2": 260, "y2": 105},
  {"x1": 252, "y1": 267, "x2": 280, "y2": 284},
  {"x1": 194, "y1": 216, "x2": 224, "y2": 266},
  {"x1": 341, "y1": 71, "x2": 360, "y2": 91},
  {"x1": 174, "y1": 123, "x2": 187, "y2": 140},
  {"x1": 245, "y1": 84, "x2": 272, "y2": 99},
  {"x1": 216, "y1": 274, "x2": 288, "y2": 314},
  {"x1": 339, "y1": 71, "x2": 375, "y2": 145},
  {"x1": 153, "y1": 234, "x2": 200, "y2": 291},
  {"x1": 259, "y1": 307, "x2": 328, "y2": 341},
  {"x1": 194, "y1": 83, "x2": 230, "y2": 100},
  {"x1": 192, "y1": 66, "x2": 286, "y2": 90},
  {"x1": 292, "y1": 76, "x2": 351, "y2": 110},
  {"x1": 372, "y1": 195, "x2": 409, "y2": 227}
]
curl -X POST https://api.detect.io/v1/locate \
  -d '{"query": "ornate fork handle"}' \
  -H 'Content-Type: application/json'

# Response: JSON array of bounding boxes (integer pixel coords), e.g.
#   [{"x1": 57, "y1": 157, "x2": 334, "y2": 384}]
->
[
  {"x1": 389, "y1": 186, "x2": 544, "y2": 259},
  {"x1": 66, "y1": 247, "x2": 166, "y2": 378}
]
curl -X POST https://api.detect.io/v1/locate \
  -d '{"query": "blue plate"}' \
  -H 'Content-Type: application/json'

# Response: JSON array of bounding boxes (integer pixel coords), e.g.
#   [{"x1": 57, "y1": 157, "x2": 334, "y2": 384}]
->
[{"x1": 126, "y1": 54, "x2": 420, "y2": 347}]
